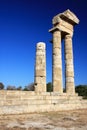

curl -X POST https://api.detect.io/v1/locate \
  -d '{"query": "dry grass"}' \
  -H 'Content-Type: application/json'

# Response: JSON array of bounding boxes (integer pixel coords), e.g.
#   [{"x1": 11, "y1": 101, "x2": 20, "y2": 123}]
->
[{"x1": 0, "y1": 109, "x2": 87, "y2": 130}]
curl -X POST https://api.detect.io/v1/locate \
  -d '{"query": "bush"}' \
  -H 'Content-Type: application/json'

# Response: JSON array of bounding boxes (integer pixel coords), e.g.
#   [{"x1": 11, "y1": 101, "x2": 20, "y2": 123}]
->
[
  {"x1": 23, "y1": 83, "x2": 34, "y2": 91},
  {"x1": 0, "y1": 82, "x2": 4, "y2": 90},
  {"x1": 17, "y1": 86, "x2": 22, "y2": 90},
  {"x1": 75, "y1": 85, "x2": 87, "y2": 99},
  {"x1": 7, "y1": 86, "x2": 16, "y2": 90},
  {"x1": 47, "y1": 82, "x2": 53, "y2": 92}
]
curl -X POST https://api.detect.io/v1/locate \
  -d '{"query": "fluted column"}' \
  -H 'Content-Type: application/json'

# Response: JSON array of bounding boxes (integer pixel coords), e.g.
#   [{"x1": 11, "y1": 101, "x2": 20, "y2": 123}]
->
[
  {"x1": 52, "y1": 30, "x2": 63, "y2": 93},
  {"x1": 65, "y1": 34, "x2": 75, "y2": 94},
  {"x1": 34, "y1": 42, "x2": 46, "y2": 92}
]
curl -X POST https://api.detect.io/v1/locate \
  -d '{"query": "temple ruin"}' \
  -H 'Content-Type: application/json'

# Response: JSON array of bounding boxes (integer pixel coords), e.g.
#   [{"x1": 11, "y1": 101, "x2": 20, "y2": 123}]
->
[
  {"x1": 0, "y1": 10, "x2": 87, "y2": 115},
  {"x1": 49, "y1": 9, "x2": 79, "y2": 94},
  {"x1": 34, "y1": 9, "x2": 79, "y2": 94}
]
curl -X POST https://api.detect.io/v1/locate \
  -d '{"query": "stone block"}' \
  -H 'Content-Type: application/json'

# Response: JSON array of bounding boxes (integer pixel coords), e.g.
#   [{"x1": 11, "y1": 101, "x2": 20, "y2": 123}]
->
[
  {"x1": 36, "y1": 42, "x2": 45, "y2": 50},
  {"x1": 65, "y1": 50, "x2": 72, "y2": 54},
  {"x1": 35, "y1": 83, "x2": 46, "y2": 92},
  {"x1": 65, "y1": 44, "x2": 72, "y2": 50},
  {"x1": 65, "y1": 54, "x2": 73, "y2": 59},
  {"x1": 53, "y1": 59, "x2": 61, "y2": 65},
  {"x1": 53, "y1": 80, "x2": 62, "y2": 92},
  {"x1": 66, "y1": 71, "x2": 74, "y2": 77},
  {"x1": 65, "y1": 59, "x2": 73, "y2": 65},
  {"x1": 66, "y1": 77, "x2": 74, "y2": 82},
  {"x1": 60, "y1": 19, "x2": 73, "y2": 31},
  {"x1": 66, "y1": 66, "x2": 74, "y2": 72},
  {"x1": 57, "y1": 24, "x2": 73, "y2": 36},
  {"x1": 35, "y1": 70, "x2": 46, "y2": 76},
  {"x1": 53, "y1": 68, "x2": 62, "y2": 76},
  {"x1": 35, "y1": 76, "x2": 46, "y2": 84}
]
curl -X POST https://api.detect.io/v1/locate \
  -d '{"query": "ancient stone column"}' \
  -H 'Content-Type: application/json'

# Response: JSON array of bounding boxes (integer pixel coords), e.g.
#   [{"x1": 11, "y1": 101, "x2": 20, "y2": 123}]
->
[
  {"x1": 52, "y1": 30, "x2": 63, "y2": 93},
  {"x1": 49, "y1": 9, "x2": 79, "y2": 94},
  {"x1": 34, "y1": 42, "x2": 46, "y2": 92},
  {"x1": 65, "y1": 34, "x2": 75, "y2": 94}
]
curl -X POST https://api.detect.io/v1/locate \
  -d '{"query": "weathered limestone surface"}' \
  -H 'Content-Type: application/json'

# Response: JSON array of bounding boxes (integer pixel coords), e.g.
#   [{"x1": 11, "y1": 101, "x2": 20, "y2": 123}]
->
[
  {"x1": 51, "y1": 9, "x2": 79, "y2": 36},
  {"x1": 65, "y1": 35, "x2": 75, "y2": 94},
  {"x1": 0, "y1": 91, "x2": 87, "y2": 115},
  {"x1": 52, "y1": 31, "x2": 63, "y2": 93},
  {"x1": 34, "y1": 42, "x2": 46, "y2": 92},
  {"x1": 49, "y1": 9, "x2": 79, "y2": 94},
  {"x1": 0, "y1": 10, "x2": 87, "y2": 115}
]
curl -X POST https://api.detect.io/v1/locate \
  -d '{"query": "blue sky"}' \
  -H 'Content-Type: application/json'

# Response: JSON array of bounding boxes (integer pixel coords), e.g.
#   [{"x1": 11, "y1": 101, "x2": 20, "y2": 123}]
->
[{"x1": 0, "y1": 0, "x2": 87, "y2": 88}]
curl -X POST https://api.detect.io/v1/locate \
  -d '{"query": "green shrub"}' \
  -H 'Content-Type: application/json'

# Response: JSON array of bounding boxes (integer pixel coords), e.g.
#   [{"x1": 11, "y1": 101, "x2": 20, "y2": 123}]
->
[{"x1": 75, "y1": 85, "x2": 87, "y2": 99}]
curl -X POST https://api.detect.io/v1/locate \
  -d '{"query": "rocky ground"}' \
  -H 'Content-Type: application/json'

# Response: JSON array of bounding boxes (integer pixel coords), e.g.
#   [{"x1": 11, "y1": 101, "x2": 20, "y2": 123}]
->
[{"x1": 0, "y1": 109, "x2": 87, "y2": 130}]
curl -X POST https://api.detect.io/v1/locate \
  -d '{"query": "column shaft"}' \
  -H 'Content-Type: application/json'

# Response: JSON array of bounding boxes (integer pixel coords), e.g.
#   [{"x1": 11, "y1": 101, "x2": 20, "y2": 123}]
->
[
  {"x1": 52, "y1": 30, "x2": 63, "y2": 93},
  {"x1": 34, "y1": 42, "x2": 46, "y2": 92},
  {"x1": 65, "y1": 35, "x2": 75, "y2": 94}
]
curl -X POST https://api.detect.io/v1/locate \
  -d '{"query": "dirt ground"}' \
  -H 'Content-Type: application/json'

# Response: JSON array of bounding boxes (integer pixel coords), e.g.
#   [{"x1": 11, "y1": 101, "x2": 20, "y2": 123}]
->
[{"x1": 0, "y1": 109, "x2": 87, "y2": 130}]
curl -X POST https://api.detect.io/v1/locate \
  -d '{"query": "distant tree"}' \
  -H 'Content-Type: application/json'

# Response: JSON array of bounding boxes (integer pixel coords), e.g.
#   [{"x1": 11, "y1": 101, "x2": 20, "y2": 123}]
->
[
  {"x1": 23, "y1": 83, "x2": 34, "y2": 91},
  {"x1": 23, "y1": 86, "x2": 29, "y2": 91},
  {"x1": 0, "y1": 82, "x2": 4, "y2": 90},
  {"x1": 47, "y1": 82, "x2": 53, "y2": 92},
  {"x1": 75, "y1": 85, "x2": 87, "y2": 99},
  {"x1": 28, "y1": 83, "x2": 34, "y2": 91},
  {"x1": 17, "y1": 86, "x2": 22, "y2": 90},
  {"x1": 63, "y1": 88, "x2": 66, "y2": 92},
  {"x1": 7, "y1": 85, "x2": 16, "y2": 90}
]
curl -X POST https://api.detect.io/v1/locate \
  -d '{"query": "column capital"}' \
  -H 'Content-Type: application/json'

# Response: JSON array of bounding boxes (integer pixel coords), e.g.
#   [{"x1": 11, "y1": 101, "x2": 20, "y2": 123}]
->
[{"x1": 49, "y1": 26, "x2": 61, "y2": 33}]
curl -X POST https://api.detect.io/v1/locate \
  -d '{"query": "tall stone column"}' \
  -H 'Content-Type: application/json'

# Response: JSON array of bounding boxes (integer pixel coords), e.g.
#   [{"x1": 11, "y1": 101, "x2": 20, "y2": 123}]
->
[
  {"x1": 65, "y1": 34, "x2": 75, "y2": 94},
  {"x1": 34, "y1": 42, "x2": 46, "y2": 92},
  {"x1": 52, "y1": 30, "x2": 63, "y2": 93}
]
